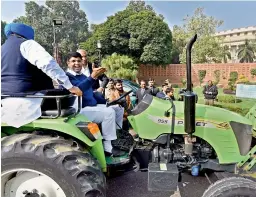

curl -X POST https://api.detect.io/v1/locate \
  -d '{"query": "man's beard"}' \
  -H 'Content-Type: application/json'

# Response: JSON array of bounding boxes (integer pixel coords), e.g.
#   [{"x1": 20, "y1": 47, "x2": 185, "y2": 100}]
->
[{"x1": 117, "y1": 88, "x2": 124, "y2": 94}]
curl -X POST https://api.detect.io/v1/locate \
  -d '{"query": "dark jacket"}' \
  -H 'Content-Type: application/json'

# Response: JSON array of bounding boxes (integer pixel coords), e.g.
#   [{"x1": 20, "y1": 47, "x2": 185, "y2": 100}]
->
[
  {"x1": 1, "y1": 35, "x2": 54, "y2": 95},
  {"x1": 136, "y1": 88, "x2": 151, "y2": 104},
  {"x1": 66, "y1": 72, "x2": 106, "y2": 108},
  {"x1": 156, "y1": 91, "x2": 166, "y2": 99},
  {"x1": 87, "y1": 62, "x2": 109, "y2": 90},
  {"x1": 203, "y1": 85, "x2": 218, "y2": 99},
  {"x1": 147, "y1": 86, "x2": 160, "y2": 96}
]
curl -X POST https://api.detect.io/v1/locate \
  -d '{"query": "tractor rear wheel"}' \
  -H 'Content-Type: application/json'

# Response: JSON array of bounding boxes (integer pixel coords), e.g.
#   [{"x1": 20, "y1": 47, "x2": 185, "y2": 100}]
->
[
  {"x1": 202, "y1": 177, "x2": 256, "y2": 197},
  {"x1": 1, "y1": 133, "x2": 106, "y2": 197}
]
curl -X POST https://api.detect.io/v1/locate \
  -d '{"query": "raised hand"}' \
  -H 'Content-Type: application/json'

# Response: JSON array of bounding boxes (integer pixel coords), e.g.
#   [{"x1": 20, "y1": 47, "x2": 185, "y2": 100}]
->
[{"x1": 91, "y1": 67, "x2": 106, "y2": 79}]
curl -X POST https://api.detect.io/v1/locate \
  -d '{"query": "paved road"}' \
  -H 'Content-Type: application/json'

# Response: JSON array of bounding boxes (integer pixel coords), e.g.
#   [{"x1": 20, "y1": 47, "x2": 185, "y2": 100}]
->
[{"x1": 107, "y1": 171, "x2": 210, "y2": 197}]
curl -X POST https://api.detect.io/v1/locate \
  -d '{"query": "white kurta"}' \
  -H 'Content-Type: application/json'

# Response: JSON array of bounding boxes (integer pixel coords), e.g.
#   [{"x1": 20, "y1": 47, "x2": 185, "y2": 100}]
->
[{"x1": 1, "y1": 39, "x2": 73, "y2": 128}]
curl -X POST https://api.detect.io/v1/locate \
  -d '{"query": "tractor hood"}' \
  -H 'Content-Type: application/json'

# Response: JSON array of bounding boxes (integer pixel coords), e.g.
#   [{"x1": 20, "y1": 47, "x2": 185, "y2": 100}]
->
[
  {"x1": 128, "y1": 94, "x2": 253, "y2": 164},
  {"x1": 128, "y1": 94, "x2": 252, "y2": 140}
]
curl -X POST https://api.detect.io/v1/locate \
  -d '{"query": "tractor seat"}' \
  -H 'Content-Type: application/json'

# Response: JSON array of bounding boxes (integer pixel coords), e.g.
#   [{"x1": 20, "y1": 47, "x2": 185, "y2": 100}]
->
[
  {"x1": 40, "y1": 89, "x2": 77, "y2": 118},
  {"x1": 41, "y1": 107, "x2": 76, "y2": 117}
]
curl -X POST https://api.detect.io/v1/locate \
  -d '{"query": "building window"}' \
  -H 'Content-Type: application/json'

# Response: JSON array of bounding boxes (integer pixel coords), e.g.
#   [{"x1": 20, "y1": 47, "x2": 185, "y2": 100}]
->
[
  {"x1": 244, "y1": 32, "x2": 248, "y2": 35},
  {"x1": 237, "y1": 33, "x2": 240, "y2": 36},
  {"x1": 230, "y1": 34, "x2": 233, "y2": 37}
]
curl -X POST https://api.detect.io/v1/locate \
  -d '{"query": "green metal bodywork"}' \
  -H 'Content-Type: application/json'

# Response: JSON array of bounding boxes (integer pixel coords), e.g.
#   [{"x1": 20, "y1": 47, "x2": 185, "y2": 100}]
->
[
  {"x1": 246, "y1": 103, "x2": 256, "y2": 137},
  {"x1": 128, "y1": 97, "x2": 254, "y2": 164},
  {"x1": 1, "y1": 114, "x2": 107, "y2": 172},
  {"x1": 1, "y1": 96, "x2": 255, "y2": 173}
]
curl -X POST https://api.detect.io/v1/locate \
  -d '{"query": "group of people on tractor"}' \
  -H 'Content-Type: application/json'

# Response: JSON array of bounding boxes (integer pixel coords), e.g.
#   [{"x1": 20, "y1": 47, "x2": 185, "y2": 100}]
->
[{"x1": 1, "y1": 23, "x2": 132, "y2": 158}]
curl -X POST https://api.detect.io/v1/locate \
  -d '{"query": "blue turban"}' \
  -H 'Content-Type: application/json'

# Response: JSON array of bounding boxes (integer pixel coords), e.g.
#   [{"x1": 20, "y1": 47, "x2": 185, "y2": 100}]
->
[{"x1": 4, "y1": 23, "x2": 34, "y2": 40}]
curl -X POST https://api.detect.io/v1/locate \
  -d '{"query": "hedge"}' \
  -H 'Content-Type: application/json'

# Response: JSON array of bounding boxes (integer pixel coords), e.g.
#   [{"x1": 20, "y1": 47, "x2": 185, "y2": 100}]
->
[{"x1": 217, "y1": 95, "x2": 241, "y2": 103}]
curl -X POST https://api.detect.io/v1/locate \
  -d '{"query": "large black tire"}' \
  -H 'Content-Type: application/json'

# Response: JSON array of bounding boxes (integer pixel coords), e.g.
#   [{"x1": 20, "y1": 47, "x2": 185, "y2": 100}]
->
[
  {"x1": 202, "y1": 177, "x2": 256, "y2": 197},
  {"x1": 1, "y1": 133, "x2": 106, "y2": 197}
]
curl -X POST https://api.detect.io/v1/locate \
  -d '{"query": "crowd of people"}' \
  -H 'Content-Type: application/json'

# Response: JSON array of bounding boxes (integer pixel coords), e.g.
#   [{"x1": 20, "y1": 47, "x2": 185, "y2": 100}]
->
[
  {"x1": 1, "y1": 22, "x2": 218, "y2": 160},
  {"x1": 135, "y1": 79, "x2": 175, "y2": 103}
]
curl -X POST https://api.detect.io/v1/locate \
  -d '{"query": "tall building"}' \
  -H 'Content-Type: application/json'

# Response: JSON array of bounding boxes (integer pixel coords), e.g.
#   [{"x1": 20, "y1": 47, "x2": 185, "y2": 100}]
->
[{"x1": 215, "y1": 26, "x2": 256, "y2": 63}]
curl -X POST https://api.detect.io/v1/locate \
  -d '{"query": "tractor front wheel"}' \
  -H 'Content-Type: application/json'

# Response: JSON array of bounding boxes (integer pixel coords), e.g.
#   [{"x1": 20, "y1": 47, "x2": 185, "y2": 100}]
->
[
  {"x1": 202, "y1": 176, "x2": 256, "y2": 197},
  {"x1": 1, "y1": 133, "x2": 106, "y2": 197}
]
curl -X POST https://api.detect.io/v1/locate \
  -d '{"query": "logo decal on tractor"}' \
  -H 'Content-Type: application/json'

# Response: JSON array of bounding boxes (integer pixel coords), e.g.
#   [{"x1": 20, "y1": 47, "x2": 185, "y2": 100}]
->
[
  {"x1": 147, "y1": 115, "x2": 230, "y2": 130},
  {"x1": 148, "y1": 115, "x2": 170, "y2": 125}
]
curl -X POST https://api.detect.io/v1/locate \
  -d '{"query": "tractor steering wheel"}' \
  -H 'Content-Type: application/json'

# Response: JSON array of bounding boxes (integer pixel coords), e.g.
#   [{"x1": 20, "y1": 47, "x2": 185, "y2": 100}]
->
[{"x1": 106, "y1": 90, "x2": 133, "y2": 107}]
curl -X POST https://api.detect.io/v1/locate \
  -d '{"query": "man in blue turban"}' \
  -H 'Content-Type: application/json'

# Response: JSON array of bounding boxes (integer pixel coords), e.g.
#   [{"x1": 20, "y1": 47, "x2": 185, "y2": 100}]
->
[{"x1": 1, "y1": 23, "x2": 82, "y2": 127}]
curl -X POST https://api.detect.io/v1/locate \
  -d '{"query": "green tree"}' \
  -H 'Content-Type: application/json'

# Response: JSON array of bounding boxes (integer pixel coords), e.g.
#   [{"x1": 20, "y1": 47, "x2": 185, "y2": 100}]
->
[
  {"x1": 101, "y1": 53, "x2": 138, "y2": 80},
  {"x1": 222, "y1": 45, "x2": 231, "y2": 63},
  {"x1": 250, "y1": 68, "x2": 256, "y2": 78},
  {"x1": 13, "y1": 0, "x2": 89, "y2": 59},
  {"x1": 237, "y1": 40, "x2": 255, "y2": 63},
  {"x1": 173, "y1": 7, "x2": 223, "y2": 64},
  {"x1": 1, "y1": 20, "x2": 7, "y2": 44},
  {"x1": 80, "y1": 0, "x2": 172, "y2": 65},
  {"x1": 171, "y1": 25, "x2": 187, "y2": 64},
  {"x1": 228, "y1": 71, "x2": 238, "y2": 91}
]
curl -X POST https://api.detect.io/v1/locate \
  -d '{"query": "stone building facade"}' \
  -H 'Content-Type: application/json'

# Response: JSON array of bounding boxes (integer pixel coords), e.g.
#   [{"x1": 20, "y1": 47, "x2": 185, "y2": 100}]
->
[{"x1": 215, "y1": 26, "x2": 256, "y2": 63}]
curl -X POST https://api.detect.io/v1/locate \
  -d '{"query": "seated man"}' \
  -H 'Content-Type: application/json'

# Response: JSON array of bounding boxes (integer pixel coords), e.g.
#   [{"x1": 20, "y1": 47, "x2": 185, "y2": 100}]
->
[
  {"x1": 108, "y1": 79, "x2": 131, "y2": 111},
  {"x1": 64, "y1": 52, "x2": 125, "y2": 157},
  {"x1": 105, "y1": 78, "x2": 115, "y2": 100},
  {"x1": 156, "y1": 83, "x2": 168, "y2": 99},
  {"x1": 108, "y1": 79, "x2": 132, "y2": 129}
]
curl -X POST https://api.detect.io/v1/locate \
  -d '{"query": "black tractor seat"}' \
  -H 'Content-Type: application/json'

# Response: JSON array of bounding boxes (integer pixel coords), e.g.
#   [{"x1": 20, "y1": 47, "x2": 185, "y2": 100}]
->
[
  {"x1": 40, "y1": 89, "x2": 78, "y2": 119},
  {"x1": 41, "y1": 107, "x2": 76, "y2": 118}
]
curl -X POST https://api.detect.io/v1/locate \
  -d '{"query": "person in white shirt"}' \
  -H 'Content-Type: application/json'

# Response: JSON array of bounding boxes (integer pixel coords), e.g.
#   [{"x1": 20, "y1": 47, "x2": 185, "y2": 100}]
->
[
  {"x1": 1, "y1": 23, "x2": 82, "y2": 127},
  {"x1": 77, "y1": 49, "x2": 109, "y2": 93}
]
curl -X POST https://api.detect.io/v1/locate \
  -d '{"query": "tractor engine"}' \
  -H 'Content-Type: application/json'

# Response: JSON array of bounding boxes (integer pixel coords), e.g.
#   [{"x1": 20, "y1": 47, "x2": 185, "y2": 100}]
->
[{"x1": 151, "y1": 136, "x2": 214, "y2": 170}]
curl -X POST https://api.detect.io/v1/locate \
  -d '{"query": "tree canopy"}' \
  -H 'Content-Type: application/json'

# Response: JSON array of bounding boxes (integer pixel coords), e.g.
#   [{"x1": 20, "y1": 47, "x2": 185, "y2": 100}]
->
[
  {"x1": 80, "y1": 0, "x2": 172, "y2": 65},
  {"x1": 172, "y1": 7, "x2": 224, "y2": 64},
  {"x1": 13, "y1": 0, "x2": 89, "y2": 58},
  {"x1": 237, "y1": 39, "x2": 255, "y2": 63}
]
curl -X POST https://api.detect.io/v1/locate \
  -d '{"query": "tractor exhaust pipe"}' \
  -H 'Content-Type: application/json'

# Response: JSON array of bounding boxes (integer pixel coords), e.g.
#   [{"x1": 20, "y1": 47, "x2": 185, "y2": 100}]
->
[
  {"x1": 186, "y1": 34, "x2": 197, "y2": 91},
  {"x1": 184, "y1": 34, "x2": 197, "y2": 136}
]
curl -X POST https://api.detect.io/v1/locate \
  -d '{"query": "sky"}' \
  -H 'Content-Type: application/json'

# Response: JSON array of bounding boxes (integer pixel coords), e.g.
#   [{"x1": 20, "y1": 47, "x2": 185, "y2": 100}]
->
[{"x1": 1, "y1": 0, "x2": 256, "y2": 32}]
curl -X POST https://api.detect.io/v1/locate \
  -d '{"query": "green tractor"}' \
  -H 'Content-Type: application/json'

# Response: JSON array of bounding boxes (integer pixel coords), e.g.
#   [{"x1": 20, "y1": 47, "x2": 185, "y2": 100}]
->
[{"x1": 1, "y1": 35, "x2": 256, "y2": 197}]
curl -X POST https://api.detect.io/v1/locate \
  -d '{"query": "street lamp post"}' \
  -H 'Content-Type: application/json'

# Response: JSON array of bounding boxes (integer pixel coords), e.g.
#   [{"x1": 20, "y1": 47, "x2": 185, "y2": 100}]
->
[{"x1": 52, "y1": 19, "x2": 62, "y2": 64}]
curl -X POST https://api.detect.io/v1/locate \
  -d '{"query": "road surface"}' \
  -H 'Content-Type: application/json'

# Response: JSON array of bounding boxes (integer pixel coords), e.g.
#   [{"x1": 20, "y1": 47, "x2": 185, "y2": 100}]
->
[{"x1": 107, "y1": 171, "x2": 210, "y2": 197}]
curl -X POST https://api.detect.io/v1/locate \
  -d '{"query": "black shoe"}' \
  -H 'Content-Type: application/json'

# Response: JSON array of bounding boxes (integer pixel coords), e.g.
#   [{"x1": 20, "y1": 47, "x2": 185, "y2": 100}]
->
[{"x1": 105, "y1": 147, "x2": 126, "y2": 157}]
